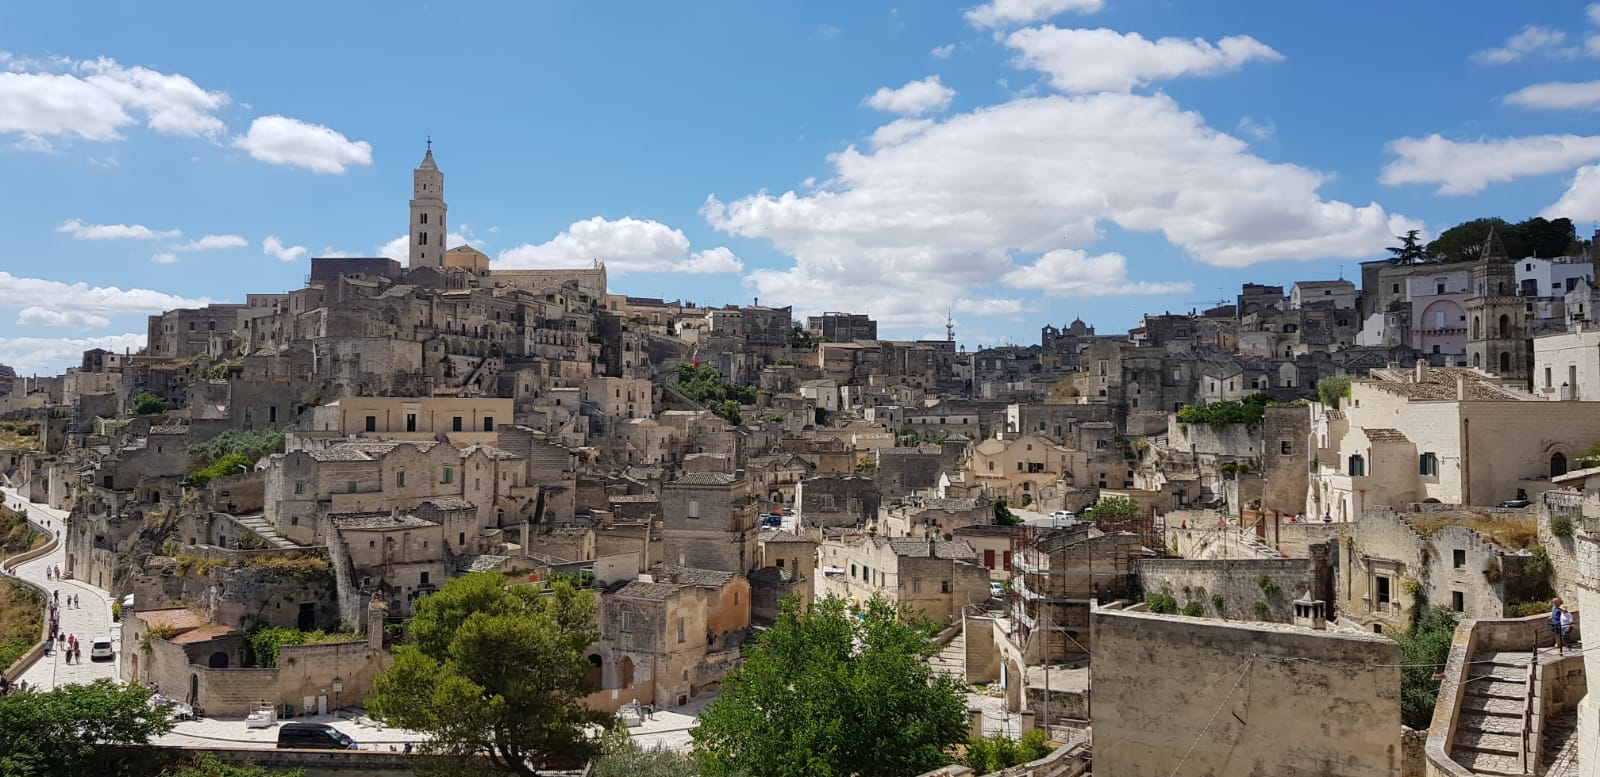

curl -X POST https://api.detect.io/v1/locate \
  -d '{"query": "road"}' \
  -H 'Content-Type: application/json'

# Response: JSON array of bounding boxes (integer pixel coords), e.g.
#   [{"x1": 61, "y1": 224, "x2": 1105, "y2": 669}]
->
[{"x1": 2, "y1": 487, "x2": 121, "y2": 690}]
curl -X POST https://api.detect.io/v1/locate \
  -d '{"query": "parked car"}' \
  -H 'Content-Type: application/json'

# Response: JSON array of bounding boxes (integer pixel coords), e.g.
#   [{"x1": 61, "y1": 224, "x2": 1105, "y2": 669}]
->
[
  {"x1": 989, "y1": 581, "x2": 1004, "y2": 598},
  {"x1": 245, "y1": 702, "x2": 278, "y2": 729},
  {"x1": 1496, "y1": 499, "x2": 1531, "y2": 509},
  {"x1": 760, "y1": 513, "x2": 782, "y2": 527},
  {"x1": 1052, "y1": 510, "x2": 1075, "y2": 523},
  {"x1": 277, "y1": 723, "x2": 358, "y2": 750},
  {"x1": 89, "y1": 636, "x2": 114, "y2": 661}
]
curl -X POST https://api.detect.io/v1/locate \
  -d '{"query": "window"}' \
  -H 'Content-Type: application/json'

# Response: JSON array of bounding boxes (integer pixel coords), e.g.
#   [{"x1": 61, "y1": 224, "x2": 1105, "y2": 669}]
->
[
  {"x1": 294, "y1": 481, "x2": 305, "y2": 495},
  {"x1": 452, "y1": 416, "x2": 463, "y2": 432},
  {"x1": 1436, "y1": 282, "x2": 1445, "y2": 295},
  {"x1": 269, "y1": 406, "x2": 277, "y2": 424},
  {"x1": 420, "y1": 213, "x2": 427, "y2": 224},
  {"x1": 369, "y1": 540, "x2": 376, "y2": 549},
  {"x1": 442, "y1": 467, "x2": 453, "y2": 484},
  {"x1": 1281, "y1": 440, "x2": 1292, "y2": 455},
  {"x1": 687, "y1": 500, "x2": 700, "y2": 519},
  {"x1": 1392, "y1": 283, "x2": 1400, "y2": 294},
  {"x1": 420, "y1": 571, "x2": 430, "y2": 586},
  {"x1": 621, "y1": 611, "x2": 634, "y2": 633},
  {"x1": 1348, "y1": 455, "x2": 1365, "y2": 477},
  {"x1": 1376, "y1": 576, "x2": 1392, "y2": 610},
  {"x1": 405, "y1": 413, "x2": 417, "y2": 432},
  {"x1": 1452, "y1": 549, "x2": 1466, "y2": 569},
  {"x1": 418, "y1": 231, "x2": 428, "y2": 245},
  {"x1": 677, "y1": 617, "x2": 685, "y2": 644},
  {"x1": 483, "y1": 417, "x2": 495, "y2": 432},
  {"x1": 347, "y1": 481, "x2": 357, "y2": 493},
  {"x1": 365, "y1": 415, "x2": 377, "y2": 432},
  {"x1": 1451, "y1": 591, "x2": 1464, "y2": 612},
  {"x1": 984, "y1": 549, "x2": 995, "y2": 568},
  {"x1": 776, "y1": 558, "x2": 785, "y2": 568},
  {"x1": 850, "y1": 564, "x2": 857, "y2": 578},
  {"x1": 1419, "y1": 453, "x2": 1438, "y2": 477},
  {"x1": 912, "y1": 580, "x2": 921, "y2": 593},
  {"x1": 459, "y1": 532, "x2": 466, "y2": 546},
  {"x1": 941, "y1": 580, "x2": 951, "y2": 594},
  {"x1": 397, "y1": 471, "x2": 406, "y2": 487}
]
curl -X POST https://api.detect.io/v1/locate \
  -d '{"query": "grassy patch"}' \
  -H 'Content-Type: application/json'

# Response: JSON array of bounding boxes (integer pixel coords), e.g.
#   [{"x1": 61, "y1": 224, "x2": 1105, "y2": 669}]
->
[
  {"x1": 1407, "y1": 513, "x2": 1538, "y2": 550},
  {"x1": 0, "y1": 579, "x2": 44, "y2": 665}
]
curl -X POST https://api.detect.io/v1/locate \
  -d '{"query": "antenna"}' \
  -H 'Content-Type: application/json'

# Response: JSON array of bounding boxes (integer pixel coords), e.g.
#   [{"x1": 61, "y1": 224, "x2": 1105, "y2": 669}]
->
[{"x1": 946, "y1": 308, "x2": 955, "y2": 343}]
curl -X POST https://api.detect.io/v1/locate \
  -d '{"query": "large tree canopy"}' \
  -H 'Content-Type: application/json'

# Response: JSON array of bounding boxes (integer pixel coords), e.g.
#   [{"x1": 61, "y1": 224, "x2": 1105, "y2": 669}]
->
[
  {"x1": 368, "y1": 573, "x2": 609, "y2": 776},
  {"x1": 1424, "y1": 216, "x2": 1578, "y2": 263},
  {"x1": 691, "y1": 595, "x2": 968, "y2": 777},
  {"x1": 0, "y1": 679, "x2": 174, "y2": 777}
]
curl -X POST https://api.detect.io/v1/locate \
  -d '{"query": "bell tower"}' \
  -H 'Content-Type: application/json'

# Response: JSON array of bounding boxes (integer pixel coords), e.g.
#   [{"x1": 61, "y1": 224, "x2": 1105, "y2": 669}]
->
[
  {"x1": 1465, "y1": 228, "x2": 1529, "y2": 382},
  {"x1": 409, "y1": 141, "x2": 447, "y2": 269}
]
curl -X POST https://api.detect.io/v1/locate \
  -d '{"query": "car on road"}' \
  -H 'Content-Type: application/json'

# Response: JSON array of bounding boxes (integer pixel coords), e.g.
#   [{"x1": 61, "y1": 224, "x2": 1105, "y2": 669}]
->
[
  {"x1": 1496, "y1": 499, "x2": 1531, "y2": 509},
  {"x1": 1051, "y1": 510, "x2": 1075, "y2": 523},
  {"x1": 89, "y1": 636, "x2": 114, "y2": 661},
  {"x1": 277, "y1": 723, "x2": 358, "y2": 750},
  {"x1": 989, "y1": 581, "x2": 1004, "y2": 598}
]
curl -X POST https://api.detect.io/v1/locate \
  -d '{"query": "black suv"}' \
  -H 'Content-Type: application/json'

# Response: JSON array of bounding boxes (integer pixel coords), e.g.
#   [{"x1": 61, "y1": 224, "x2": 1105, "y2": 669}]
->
[{"x1": 277, "y1": 723, "x2": 357, "y2": 750}]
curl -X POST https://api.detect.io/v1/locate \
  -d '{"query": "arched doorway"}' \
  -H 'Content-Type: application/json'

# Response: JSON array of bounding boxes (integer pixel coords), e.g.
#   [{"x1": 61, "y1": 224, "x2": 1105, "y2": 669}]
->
[
  {"x1": 1499, "y1": 352, "x2": 1510, "y2": 373},
  {"x1": 208, "y1": 652, "x2": 229, "y2": 669},
  {"x1": 1498, "y1": 314, "x2": 1510, "y2": 337},
  {"x1": 1552, "y1": 452, "x2": 1568, "y2": 478},
  {"x1": 1472, "y1": 316, "x2": 1481, "y2": 339},
  {"x1": 1472, "y1": 352, "x2": 1481, "y2": 367},
  {"x1": 586, "y1": 654, "x2": 603, "y2": 691},
  {"x1": 189, "y1": 673, "x2": 199, "y2": 705},
  {"x1": 620, "y1": 656, "x2": 635, "y2": 688}
]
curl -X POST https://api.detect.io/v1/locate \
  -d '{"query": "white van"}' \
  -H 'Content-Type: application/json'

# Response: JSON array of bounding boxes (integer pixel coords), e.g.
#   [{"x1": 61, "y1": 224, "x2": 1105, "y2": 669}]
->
[{"x1": 89, "y1": 636, "x2": 115, "y2": 661}]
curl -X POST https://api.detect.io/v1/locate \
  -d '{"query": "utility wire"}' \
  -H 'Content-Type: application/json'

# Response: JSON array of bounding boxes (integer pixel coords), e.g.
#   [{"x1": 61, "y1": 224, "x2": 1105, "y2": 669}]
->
[{"x1": 1165, "y1": 658, "x2": 1253, "y2": 777}]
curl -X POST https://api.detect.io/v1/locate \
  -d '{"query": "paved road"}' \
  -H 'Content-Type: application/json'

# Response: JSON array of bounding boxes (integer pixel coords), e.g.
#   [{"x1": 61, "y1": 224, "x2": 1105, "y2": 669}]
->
[{"x1": 2, "y1": 487, "x2": 121, "y2": 690}]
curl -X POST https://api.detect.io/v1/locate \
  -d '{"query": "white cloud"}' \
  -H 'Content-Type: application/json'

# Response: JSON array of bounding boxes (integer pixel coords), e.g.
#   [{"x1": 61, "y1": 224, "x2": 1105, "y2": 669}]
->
[
  {"x1": 931, "y1": 44, "x2": 957, "y2": 59},
  {"x1": 0, "y1": 332, "x2": 144, "y2": 375},
  {"x1": 180, "y1": 234, "x2": 248, "y2": 251},
  {"x1": 1504, "y1": 81, "x2": 1600, "y2": 111},
  {"x1": 817, "y1": 25, "x2": 842, "y2": 40},
  {"x1": 17, "y1": 307, "x2": 111, "y2": 329},
  {"x1": 1236, "y1": 115, "x2": 1275, "y2": 141},
  {"x1": 864, "y1": 76, "x2": 956, "y2": 116},
  {"x1": 870, "y1": 118, "x2": 937, "y2": 149},
  {"x1": 1589, "y1": 3, "x2": 1600, "y2": 26},
  {"x1": 1381, "y1": 133, "x2": 1600, "y2": 195},
  {"x1": 0, "y1": 271, "x2": 209, "y2": 335},
  {"x1": 1473, "y1": 26, "x2": 1571, "y2": 64},
  {"x1": 377, "y1": 235, "x2": 408, "y2": 262},
  {"x1": 262, "y1": 235, "x2": 308, "y2": 262},
  {"x1": 965, "y1": 0, "x2": 1102, "y2": 29},
  {"x1": 151, "y1": 252, "x2": 178, "y2": 265},
  {"x1": 0, "y1": 54, "x2": 227, "y2": 148},
  {"x1": 707, "y1": 91, "x2": 1410, "y2": 330},
  {"x1": 954, "y1": 298, "x2": 1025, "y2": 315},
  {"x1": 1002, "y1": 249, "x2": 1194, "y2": 296},
  {"x1": 1005, "y1": 26, "x2": 1283, "y2": 93},
  {"x1": 232, "y1": 116, "x2": 373, "y2": 174},
  {"x1": 1544, "y1": 164, "x2": 1600, "y2": 221},
  {"x1": 56, "y1": 219, "x2": 180, "y2": 241},
  {"x1": 496, "y1": 216, "x2": 743, "y2": 276}
]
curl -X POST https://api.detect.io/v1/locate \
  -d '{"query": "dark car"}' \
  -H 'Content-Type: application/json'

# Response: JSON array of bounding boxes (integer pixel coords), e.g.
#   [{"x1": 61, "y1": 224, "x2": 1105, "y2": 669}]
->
[
  {"x1": 1496, "y1": 499, "x2": 1531, "y2": 509},
  {"x1": 277, "y1": 723, "x2": 358, "y2": 750}
]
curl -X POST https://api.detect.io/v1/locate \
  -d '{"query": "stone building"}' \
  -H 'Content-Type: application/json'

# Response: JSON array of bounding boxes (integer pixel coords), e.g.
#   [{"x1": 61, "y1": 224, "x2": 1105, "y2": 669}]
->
[
  {"x1": 815, "y1": 535, "x2": 989, "y2": 624},
  {"x1": 1091, "y1": 609, "x2": 1401, "y2": 777},
  {"x1": 331, "y1": 507, "x2": 457, "y2": 616},
  {"x1": 805, "y1": 312, "x2": 877, "y2": 343},
  {"x1": 308, "y1": 396, "x2": 512, "y2": 445},
  {"x1": 588, "y1": 567, "x2": 751, "y2": 711},
  {"x1": 1009, "y1": 527, "x2": 1141, "y2": 661},
  {"x1": 658, "y1": 472, "x2": 759, "y2": 573},
  {"x1": 794, "y1": 474, "x2": 880, "y2": 529},
  {"x1": 963, "y1": 433, "x2": 1080, "y2": 507}
]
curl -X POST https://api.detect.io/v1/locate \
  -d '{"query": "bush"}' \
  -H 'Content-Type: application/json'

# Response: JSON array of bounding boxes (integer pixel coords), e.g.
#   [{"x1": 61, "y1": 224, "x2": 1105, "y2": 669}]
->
[
  {"x1": 1550, "y1": 515, "x2": 1575, "y2": 538},
  {"x1": 964, "y1": 731, "x2": 1054, "y2": 772},
  {"x1": 186, "y1": 452, "x2": 254, "y2": 487},
  {"x1": 1258, "y1": 576, "x2": 1282, "y2": 598},
  {"x1": 1252, "y1": 601, "x2": 1270, "y2": 620},
  {"x1": 1180, "y1": 601, "x2": 1205, "y2": 617},
  {"x1": 1175, "y1": 393, "x2": 1271, "y2": 428},
  {"x1": 1393, "y1": 607, "x2": 1457, "y2": 729},
  {"x1": 188, "y1": 428, "x2": 286, "y2": 471},
  {"x1": 1145, "y1": 593, "x2": 1178, "y2": 614},
  {"x1": 1317, "y1": 376, "x2": 1353, "y2": 409},
  {"x1": 131, "y1": 391, "x2": 169, "y2": 415},
  {"x1": 1210, "y1": 594, "x2": 1226, "y2": 615},
  {"x1": 0, "y1": 636, "x2": 31, "y2": 669}
]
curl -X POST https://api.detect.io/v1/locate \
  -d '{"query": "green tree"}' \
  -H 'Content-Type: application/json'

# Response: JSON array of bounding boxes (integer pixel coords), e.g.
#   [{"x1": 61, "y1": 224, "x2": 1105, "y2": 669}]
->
[
  {"x1": 1393, "y1": 606, "x2": 1458, "y2": 729},
  {"x1": 0, "y1": 679, "x2": 174, "y2": 777},
  {"x1": 993, "y1": 498, "x2": 1022, "y2": 526},
  {"x1": 692, "y1": 595, "x2": 968, "y2": 777},
  {"x1": 963, "y1": 730, "x2": 1053, "y2": 772},
  {"x1": 1316, "y1": 375, "x2": 1352, "y2": 409},
  {"x1": 1425, "y1": 217, "x2": 1515, "y2": 263},
  {"x1": 1089, "y1": 495, "x2": 1140, "y2": 522},
  {"x1": 162, "y1": 753, "x2": 304, "y2": 776},
  {"x1": 131, "y1": 391, "x2": 170, "y2": 416},
  {"x1": 592, "y1": 730, "x2": 704, "y2": 777},
  {"x1": 188, "y1": 428, "x2": 287, "y2": 470},
  {"x1": 1517, "y1": 216, "x2": 1576, "y2": 258},
  {"x1": 368, "y1": 573, "x2": 609, "y2": 777},
  {"x1": 1387, "y1": 229, "x2": 1428, "y2": 265}
]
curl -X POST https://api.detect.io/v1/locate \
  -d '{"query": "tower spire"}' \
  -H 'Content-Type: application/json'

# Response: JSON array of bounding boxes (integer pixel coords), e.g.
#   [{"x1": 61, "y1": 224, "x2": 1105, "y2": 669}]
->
[{"x1": 409, "y1": 142, "x2": 447, "y2": 269}]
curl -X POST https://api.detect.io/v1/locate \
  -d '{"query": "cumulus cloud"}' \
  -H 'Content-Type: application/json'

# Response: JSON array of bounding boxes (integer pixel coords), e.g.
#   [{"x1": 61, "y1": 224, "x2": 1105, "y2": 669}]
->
[
  {"x1": 232, "y1": 116, "x2": 373, "y2": 174},
  {"x1": 1236, "y1": 115, "x2": 1275, "y2": 140},
  {"x1": 965, "y1": 0, "x2": 1102, "y2": 29},
  {"x1": 0, "y1": 271, "x2": 209, "y2": 336},
  {"x1": 1005, "y1": 26, "x2": 1282, "y2": 93},
  {"x1": 864, "y1": 76, "x2": 956, "y2": 116},
  {"x1": 377, "y1": 235, "x2": 408, "y2": 262},
  {"x1": 931, "y1": 44, "x2": 957, "y2": 59},
  {"x1": 1504, "y1": 81, "x2": 1600, "y2": 111},
  {"x1": 57, "y1": 219, "x2": 180, "y2": 241},
  {"x1": 180, "y1": 234, "x2": 248, "y2": 251},
  {"x1": 17, "y1": 307, "x2": 111, "y2": 328},
  {"x1": 1002, "y1": 249, "x2": 1194, "y2": 296},
  {"x1": 705, "y1": 91, "x2": 1412, "y2": 329},
  {"x1": 496, "y1": 216, "x2": 743, "y2": 276},
  {"x1": 870, "y1": 118, "x2": 937, "y2": 149},
  {"x1": 1472, "y1": 26, "x2": 1572, "y2": 64},
  {"x1": 150, "y1": 252, "x2": 178, "y2": 265},
  {"x1": 262, "y1": 235, "x2": 308, "y2": 262},
  {"x1": 0, "y1": 54, "x2": 227, "y2": 149},
  {"x1": 1544, "y1": 164, "x2": 1600, "y2": 221},
  {"x1": 1381, "y1": 133, "x2": 1600, "y2": 195},
  {"x1": 0, "y1": 333, "x2": 145, "y2": 375}
]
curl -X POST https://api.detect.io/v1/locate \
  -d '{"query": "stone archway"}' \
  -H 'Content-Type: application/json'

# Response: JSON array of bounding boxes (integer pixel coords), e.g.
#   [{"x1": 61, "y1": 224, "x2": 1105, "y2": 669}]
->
[
  {"x1": 1551, "y1": 452, "x2": 1568, "y2": 478},
  {"x1": 207, "y1": 652, "x2": 229, "y2": 669}
]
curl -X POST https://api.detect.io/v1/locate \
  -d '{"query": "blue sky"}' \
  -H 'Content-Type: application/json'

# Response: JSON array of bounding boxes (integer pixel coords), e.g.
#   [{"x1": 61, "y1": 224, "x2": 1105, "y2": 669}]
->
[{"x1": 5, "y1": 0, "x2": 1600, "y2": 375}]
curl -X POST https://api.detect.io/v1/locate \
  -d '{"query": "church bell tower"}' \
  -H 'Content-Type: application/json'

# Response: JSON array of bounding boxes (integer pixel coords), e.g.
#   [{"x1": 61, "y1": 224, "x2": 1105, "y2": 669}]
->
[{"x1": 410, "y1": 141, "x2": 447, "y2": 269}]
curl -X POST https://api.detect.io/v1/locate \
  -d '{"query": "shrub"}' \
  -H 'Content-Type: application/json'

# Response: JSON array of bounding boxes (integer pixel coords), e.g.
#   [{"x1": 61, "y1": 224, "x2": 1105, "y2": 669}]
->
[
  {"x1": 131, "y1": 391, "x2": 169, "y2": 415},
  {"x1": 1252, "y1": 601, "x2": 1270, "y2": 620},
  {"x1": 1181, "y1": 601, "x2": 1206, "y2": 617},
  {"x1": 1317, "y1": 376, "x2": 1353, "y2": 409},
  {"x1": 186, "y1": 452, "x2": 254, "y2": 487},
  {"x1": 1550, "y1": 515, "x2": 1575, "y2": 538},
  {"x1": 1145, "y1": 593, "x2": 1178, "y2": 614},
  {"x1": 1210, "y1": 594, "x2": 1226, "y2": 615},
  {"x1": 1258, "y1": 576, "x2": 1282, "y2": 598},
  {"x1": 1393, "y1": 607, "x2": 1457, "y2": 729},
  {"x1": 111, "y1": 601, "x2": 122, "y2": 621},
  {"x1": 964, "y1": 731, "x2": 1053, "y2": 772},
  {"x1": 0, "y1": 636, "x2": 32, "y2": 669},
  {"x1": 188, "y1": 428, "x2": 286, "y2": 471},
  {"x1": 1175, "y1": 392, "x2": 1272, "y2": 428},
  {"x1": 1510, "y1": 600, "x2": 1553, "y2": 617}
]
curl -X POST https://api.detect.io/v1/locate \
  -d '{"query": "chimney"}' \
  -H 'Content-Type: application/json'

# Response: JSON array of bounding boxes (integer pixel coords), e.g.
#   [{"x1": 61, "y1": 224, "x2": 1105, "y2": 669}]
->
[
  {"x1": 1457, "y1": 374, "x2": 1467, "y2": 401},
  {"x1": 1414, "y1": 359, "x2": 1426, "y2": 383}
]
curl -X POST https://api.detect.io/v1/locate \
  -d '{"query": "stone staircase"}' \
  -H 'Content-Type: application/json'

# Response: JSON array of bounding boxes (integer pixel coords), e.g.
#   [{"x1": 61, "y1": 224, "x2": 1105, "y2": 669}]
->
[
  {"x1": 230, "y1": 513, "x2": 298, "y2": 549},
  {"x1": 1450, "y1": 651, "x2": 1532, "y2": 776},
  {"x1": 930, "y1": 629, "x2": 966, "y2": 681}
]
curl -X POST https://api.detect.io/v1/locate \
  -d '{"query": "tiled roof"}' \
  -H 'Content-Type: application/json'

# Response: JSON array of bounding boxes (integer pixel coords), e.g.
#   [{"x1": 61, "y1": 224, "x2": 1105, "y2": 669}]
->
[
  {"x1": 608, "y1": 494, "x2": 661, "y2": 503},
  {"x1": 456, "y1": 554, "x2": 509, "y2": 573},
  {"x1": 459, "y1": 445, "x2": 520, "y2": 460},
  {"x1": 1364, "y1": 367, "x2": 1531, "y2": 402},
  {"x1": 149, "y1": 425, "x2": 188, "y2": 436},
  {"x1": 920, "y1": 498, "x2": 982, "y2": 511},
  {"x1": 170, "y1": 624, "x2": 235, "y2": 644},
  {"x1": 420, "y1": 496, "x2": 475, "y2": 511},
  {"x1": 135, "y1": 608, "x2": 207, "y2": 631},
  {"x1": 673, "y1": 472, "x2": 739, "y2": 486},
  {"x1": 611, "y1": 581, "x2": 680, "y2": 600},
  {"x1": 760, "y1": 530, "x2": 814, "y2": 544},
  {"x1": 885, "y1": 537, "x2": 977, "y2": 560},
  {"x1": 659, "y1": 566, "x2": 737, "y2": 588},
  {"x1": 1364, "y1": 428, "x2": 1410, "y2": 443},
  {"x1": 330, "y1": 511, "x2": 438, "y2": 530},
  {"x1": 305, "y1": 448, "x2": 374, "y2": 462},
  {"x1": 877, "y1": 447, "x2": 941, "y2": 456}
]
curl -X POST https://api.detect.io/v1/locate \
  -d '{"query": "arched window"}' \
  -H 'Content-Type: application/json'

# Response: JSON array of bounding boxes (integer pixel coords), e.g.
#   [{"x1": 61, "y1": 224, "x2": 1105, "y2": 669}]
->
[
  {"x1": 1499, "y1": 352, "x2": 1510, "y2": 373},
  {"x1": 1552, "y1": 452, "x2": 1568, "y2": 477},
  {"x1": 418, "y1": 231, "x2": 428, "y2": 246},
  {"x1": 1472, "y1": 352, "x2": 1481, "y2": 367},
  {"x1": 420, "y1": 213, "x2": 427, "y2": 224},
  {"x1": 1498, "y1": 314, "x2": 1510, "y2": 338},
  {"x1": 1472, "y1": 316, "x2": 1481, "y2": 339}
]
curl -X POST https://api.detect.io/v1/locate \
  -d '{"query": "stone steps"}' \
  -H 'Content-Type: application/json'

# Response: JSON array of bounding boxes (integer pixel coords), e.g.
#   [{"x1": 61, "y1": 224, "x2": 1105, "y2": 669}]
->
[
  {"x1": 1457, "y1": 748, "x2": 1524, "y2": 777},
  {"x1": 233, "y1": 515, "x2": 297, "y2": 549}
]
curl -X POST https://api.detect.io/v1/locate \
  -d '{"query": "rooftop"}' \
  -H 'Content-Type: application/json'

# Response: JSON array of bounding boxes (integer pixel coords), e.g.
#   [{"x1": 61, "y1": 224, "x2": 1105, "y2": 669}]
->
[
  {"x1": 672, "y1": 472, "x2": 739, "y2": 486},
  {"x1": 330, "y1": 511, "x2": 439, "y2": 530},
  {"x1": 1363, "y1": 367, "x2": 1531, "y2": 402}
]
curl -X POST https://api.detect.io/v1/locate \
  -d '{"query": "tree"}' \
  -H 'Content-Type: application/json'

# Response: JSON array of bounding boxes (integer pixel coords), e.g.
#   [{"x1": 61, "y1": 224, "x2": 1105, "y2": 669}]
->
[
  {"x1": 131, "y1": 391, "x2": 169, "y2": 416},
  {"x1": 1089, "y1": 495, "x2": 1140, "y2": 522},
  {"x1": 692, "y1": 595, "x2": 968, "y2": 777},
  {"x1": 964, "y1": 731, "x2": 1053, "y2": 772},
  {"x1": 1517, "y1": 216, "x2": 1576, "y2": 258},
  {"x1": 993, "y1": 498, "x2": 1022, "y2": 526},
  {"x1": 592, "y1": 729, "x2": 704, "y2": 777},
  {"x1": 0, "y1": 679, "x2": 174, "y2": 777},
  {"x1": 162, "y1": 753, "x2": 304, "y2": 777},
  {"x1": 1316, "y1": 375, "x2": 1352, "y2": 409},
  {"x1": 1386, "y1": 229, "x2": 1428, "y2": 265},
  {"x1": 368, "y1": 573, "x2": 610, "y2": 776},
  {"x1": 1393, "y1": 606, "x2": 1457, "y2": 730}
]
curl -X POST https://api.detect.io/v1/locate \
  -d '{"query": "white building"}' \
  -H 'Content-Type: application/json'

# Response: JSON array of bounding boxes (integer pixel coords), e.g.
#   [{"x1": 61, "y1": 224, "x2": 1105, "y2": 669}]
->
[{"x1": 1533, "y1": 328, "x2": 1600, "y2": 401}]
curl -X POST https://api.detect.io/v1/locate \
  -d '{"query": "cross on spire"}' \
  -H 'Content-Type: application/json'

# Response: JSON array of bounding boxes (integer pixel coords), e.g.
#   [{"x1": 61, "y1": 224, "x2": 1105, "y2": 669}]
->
[{"x1": 426, "y1": 135, "x2": 431, "y2": 151}]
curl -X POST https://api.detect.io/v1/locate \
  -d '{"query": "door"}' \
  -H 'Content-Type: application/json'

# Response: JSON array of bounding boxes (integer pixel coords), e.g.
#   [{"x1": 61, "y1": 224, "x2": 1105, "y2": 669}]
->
[{"x1": 317, "y1": 695, "x2": 328, "y2": 715}]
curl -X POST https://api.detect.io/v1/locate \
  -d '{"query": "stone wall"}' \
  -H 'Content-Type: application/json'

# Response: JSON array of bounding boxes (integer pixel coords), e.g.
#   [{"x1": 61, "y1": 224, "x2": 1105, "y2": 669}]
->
[
  {"x1": 1092, "y1": 609, "x2": 1401, "y2": 777},
  {"x1": 1262, "y1": 405, "x2": 1311, "y2": 515},
  {"x1": 1137, "y1": 557, "x2": 1318, "y2": 623}
]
